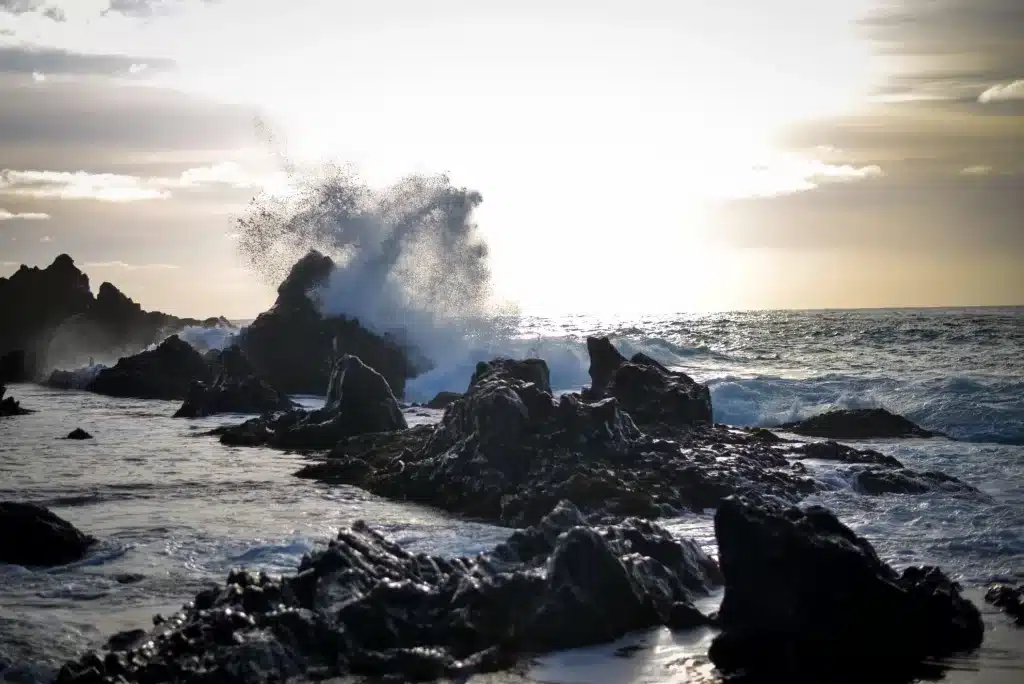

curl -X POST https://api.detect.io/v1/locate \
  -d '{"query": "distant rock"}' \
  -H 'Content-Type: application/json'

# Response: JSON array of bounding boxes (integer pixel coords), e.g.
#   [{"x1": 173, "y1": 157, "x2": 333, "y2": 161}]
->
[
  {"x1": 709, "y1": 496, "x2": 984, "y2": 681},
  {"x1": 66, "y1": 428, "x2": 93, "y2": 440},
  {"x1": 984, "y1": 584, "x2": 1023, "y2": 626},
  {"x1": 789, "y1": 439, "x2": 903, "y2": 467},
  {"x1": 87, "y1": 335, "x2": 212, "y2": 400},
  {"x1": 849, "y1": 466, "x2": 985, "y2": 497},
  {"x1": 55, "y1": 501, "x2": 720, "y2": 683},
  {"x1": 0, "y1": 502, "x2": 96, "y2": 567},
  {"x1": 582, "y1": 335, "x2": 712, "y2": 429},
  {"x1": 425, "y1": 390, "x2": 461, "y2": 409},
  {"x1": 777, "y1": 407, "x2": 943, "y2": 439},
  {"x1": 0, "y1": 349, "x2": 27, "y2": 383},
  {"x1": 212, "y1": 354, "x2": 407, "y2": 449},
  {"x1": 0, "y1": 385, "x2": 31, "y2": 417},
  {"x1": 237, "y1": 250, "x2": 416, "y2": 397},
  {"x1": 174, "y1": 347, "x2": 294, "y2": 418}
]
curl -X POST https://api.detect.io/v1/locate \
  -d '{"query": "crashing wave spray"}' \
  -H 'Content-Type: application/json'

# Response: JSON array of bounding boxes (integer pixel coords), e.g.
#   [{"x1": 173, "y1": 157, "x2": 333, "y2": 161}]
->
[{"x1": 236, "y1": 160, "x2": 523, "y2": 399}]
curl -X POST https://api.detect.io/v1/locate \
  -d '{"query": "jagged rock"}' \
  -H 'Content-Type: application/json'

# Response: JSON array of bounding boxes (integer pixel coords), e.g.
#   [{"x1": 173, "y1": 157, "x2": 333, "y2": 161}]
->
[
  {"x1": 425, "y1": 391, "x2": 462, "y2": 409},
  {"x1": 984, "y1": 584, "x2": 1023, "y2": 626},
  {"x1": 0, "y1": 385, "x2": 32, "y2": 416},
  {"x1": 0, "y1": 349, "x2": 27, "y2": 383},
  {"x1": 55, "y1": 502, "x2": 720, "y2": 683},
  {"x1": 0, "y1": 502, "x2": 96, "y2": 567},
  {"x1": 174, "y1": 346, "x2": 295, "y2": 418},
  {"x1": 294, "y1": 358, "x2": 819, "y2": 526},
  {"x1": 237, "y1": 250, "x2": 416, "y2": 396},
  {"x1": 778, "y1": 407, "x2": 943, "y2": 439},
  {"x1": 582, "y1": 336, "x2": 712, "y2": 429},
  {"x1": 87, "y1": 335, "x2": 212, "y2": 400},
  {"x1": 789, "y1": 439, "x2": 903, "y2": 467},
  {"x1": 66, "y1": 428, "x2": 93, "y2": 440},
  {"x1": 709, "y1": 496, "x2": 984, "y2": 681},
  {"x1": 848, "y1": 466, "x2": 983, "y2": 497},
  {"x1": 212, "y1": 355, "x2": 407, "y2": 449}
]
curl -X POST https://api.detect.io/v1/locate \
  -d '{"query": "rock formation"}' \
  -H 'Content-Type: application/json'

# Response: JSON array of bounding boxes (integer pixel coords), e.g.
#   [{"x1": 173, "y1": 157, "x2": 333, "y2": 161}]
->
[
  {"x1": 778, "y1": 407, "x2": 943, "y2": 439},
  {"x1": 174, "y1": 346, "x2": 295, "y2": 418},
  {"x1": 87, "y1": 335, "x2": 213, "y2": 400},
  {"x1": 709, "y1": 496, "x2": 984, "y2": 681},
  {"x1": 66, "y1": 428, "x2": 93, "y2": 440},
  {"x1": 0, "y1": 385, "x2": 32, "y2": 417},
  {"x1": 985, "y1": 583, "x2": 1023, "y2": 626},
  {"x1": 0, "y1": 502, "x2": 96, "y2": 567}
]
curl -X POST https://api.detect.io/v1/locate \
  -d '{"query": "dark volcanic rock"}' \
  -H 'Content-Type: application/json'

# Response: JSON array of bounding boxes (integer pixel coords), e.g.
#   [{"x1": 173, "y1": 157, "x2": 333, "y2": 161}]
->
[
  {"x1": 984, "y1": 584, "x2": 1023, "y2": 626},
  {"x1": 237, "y1": 250, "x2": 416, "y2": 397},
  {"x1": 295, "y1": 358, "x2": 818, "y2": 526},
  {"x1": 583, "y1": 336, "x2": 712, "y2": 429},
  {"x1": 0, "y1": 502, "x2": 96, "y2": 567},
  {"x1": 425, "y1": 390, "x2": 462, "y2": 409},
  {"x1": 87, "y1": 335, "x2": 212, "y2": 400},
  {"x1": 66, "y1": 428, "x2": 93, "y2": 440},
  {"x1": 849, "y1": 466, "x2": 983, "y2": 497},
  {"x1": 709, "y1": 496, "x2": 984, "y2": 681},
  {"x1": 789, "y1": 439, "x2": 903, "y2": 467},
  {"x1": 778, "y1": 407, "x2": 942, "y2": 439},
  {"x1": 55, "y1": 501, "x2": 720, "y2": 683},
  {"x1": 0, "y1": 349, "x2": 27, "y2": 383},
  {"x1": 0, "y1": 385, "x2": 32, "y2": 416},
  {"x1": 175, "y1": 346, "x2": 295, "y2": 418},
  {"x1": 213, "y1": 355, "x2": 406, "y2": 449}
]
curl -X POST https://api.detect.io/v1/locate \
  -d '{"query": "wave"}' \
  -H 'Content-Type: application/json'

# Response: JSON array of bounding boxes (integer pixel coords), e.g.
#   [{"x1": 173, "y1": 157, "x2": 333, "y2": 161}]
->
[{"x1": 173, "y1": 323, "x2": 238, "y2": 352}]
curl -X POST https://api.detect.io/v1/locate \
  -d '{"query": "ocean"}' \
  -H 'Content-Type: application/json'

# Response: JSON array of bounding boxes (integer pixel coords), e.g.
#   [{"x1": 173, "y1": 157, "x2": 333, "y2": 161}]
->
[{"x1": 1, "y1": 306, "x2": 1022, "y2": 682}]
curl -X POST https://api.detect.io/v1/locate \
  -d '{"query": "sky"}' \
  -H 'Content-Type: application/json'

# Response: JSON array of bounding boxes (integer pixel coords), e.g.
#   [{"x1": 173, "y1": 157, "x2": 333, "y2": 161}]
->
[{"x1": 0, "y1": 0, "x2": 1021, "y2": 318}]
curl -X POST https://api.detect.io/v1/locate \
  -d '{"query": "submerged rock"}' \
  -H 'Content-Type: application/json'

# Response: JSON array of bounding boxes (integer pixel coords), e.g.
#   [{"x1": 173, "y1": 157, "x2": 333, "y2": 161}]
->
[
  {"x1": 213, "y1": 355, "x2": 406, "y2": 449},
  {"x1": 709, "y1": 496, "x2": 984, "y2": 681},
  {"x1": 778, "y1": 407, "x2": 943, "y2": 439},
  {"x1": 87, "y1": 335, "x2": 212, "y2": 400},
  {"x1": 0, "y1": 385, "x2": 32, "y2": 417},
  {"x1": 66, "y1": 428, "x2": 93, "y2": 440},
  {"x1": 0, "y1": 502, "x2": 96, "y2": 567},
  {"x1": 55, "y1": 502, "x2": 720, "y2": 683},
  {"x1": 984, "y1": 584, "x2": 1023, "y2": 626}
]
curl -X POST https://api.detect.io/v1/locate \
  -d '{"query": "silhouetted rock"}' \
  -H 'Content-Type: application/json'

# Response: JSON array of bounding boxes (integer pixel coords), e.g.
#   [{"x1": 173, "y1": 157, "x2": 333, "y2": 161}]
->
[
  {"x1": 174, "y1": 345, "x2": 294, "y2": 418},
  {"x1": 0, "y1": 349, "x2": 27, "y2": 383},
  {"x1": 583, "y1": 336, "x2": 712, "y2": 429},
  {"x1": 212, "y1": 355, "x2": 406, "y2": 449},
  {"x1": 0, "y1": 385, "x2": 31, "y2": 417},
  {"x1": 849, "y1": 466, "x2": 984, "y2": 497},
  {"x1": 237, "y1": 250, "x2": 416, "y2": 397},
  {"x1": 778, "y1": 407, "x2": 943, "y2": 439},
  {"x1": 789, "y1": 439, "x2": 903, "y2": 467},
  {"x1": 425, "y1": 390, "x2": 461, "y2": 409},
  {"x1": 0, "y1": 502, "x2": 96, "y2": 567},
  {"x1": 709, "y1": 496, "x2": 984, "y2": 681},
  {"x1": 66, "y1": 428, "x2": 93, "y2": 440},
  {"x1": 984, "y1": 584, "x2": 1023, "y2": 626},
  {"x1": 87, "y1": 335, "x2": 212, "y2": 400},
  {"x1": 55, "y1": 501, "x2": 720, "y2": 683}
]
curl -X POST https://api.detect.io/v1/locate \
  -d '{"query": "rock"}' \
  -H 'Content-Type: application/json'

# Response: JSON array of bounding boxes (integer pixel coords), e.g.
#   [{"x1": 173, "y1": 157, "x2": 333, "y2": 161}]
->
[
  {"x1": 56, "y1": 501, "x2": 720, "y2": 683},
  {"x1": 709, "y1": 496, "x2": 984, "y2": 681},
  {"x1": 789, "y1": 439, "x2": 903, "y2": 467},
  {"x1": 0, "y1": 349, "x2": 27, "y2": 383},
  {"x1": 777, "y1": 407, "x2": 943, "y2": 439},
  {"x1": 174, "y1": 347, "x2": 295, "y2": 418},
  {"x1": 237, "y1": 250, "x2": 416, "y2": 396},
  {"x1": 848, "y1": 466, "x2": 984, "y2": 497},
  {"x1": 0, "y1": 502, "x2": 96, "y2": 567},
  {"x1": 66, "y1": 428, "x2": 93, "y2": 440},
  {"x1": 984, "y1": 584, "x2": 1023, "y2": 626},
  {"x1": 294, "y1": 357, "x2": 819, "y2": 526},
  {"x1": 425, "y1": 391, "x2": 462, "y2": 410},
  {"x1": 212, "y1": 355, "x2": 407, "y2": 449},
  {"x1": 0, "y1": 385, "x2": 32, "y2": 417},
  {"x1": 583, "y1": 336, "x2": 712, "y2": 429},
  {"x1": 87, "y1": 335, "x2": 212, "y2": 400}
]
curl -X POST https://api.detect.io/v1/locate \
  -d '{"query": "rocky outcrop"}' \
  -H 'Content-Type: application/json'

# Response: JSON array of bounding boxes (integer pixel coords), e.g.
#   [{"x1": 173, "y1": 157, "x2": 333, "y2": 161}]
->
[
  {"x1": 985, "y1": 584, "x2": 1023, "y2": 626},
  {"x1": 0, "y1": 502, "x2": 96, "y2": 567},
  {"x1": 583, "y1": 336, "x2": 712, "y2": 429},
  {"x1": 174, "y1": 346, "x2": 295, "y2": 418},
  {"x1": 55, "y1": 502, "x2": 720, "y2": 683},
  {"x1": 87, "y1": 335, "x2": 212, "y2": 400},
  {"x1": 788, "y1": 439, "x2": 903, "y2": 467},
  {"x1": 237, "y1": 250, "x2": 416, "y2": 397},
  {"x1": 849, "y1": 466, "x2": 984, "y2": 497},
  {"x1": 425, "y1": 390, "x2": 461, "y2": 409},
  {"x1": 0, "y1": 349, "x2": 27, "y2": 383},
  {"x1": 0, "y1": 385, "x2": 32, "y2": 417},
  {"x1": 294, "y1": 357, "x2": 817, "y2": 526},
  {"x1": 212, "y1": 355, "x2": 406, "y2": 448},
  {"x1": 66, "y1": 428, "x2": 93, "y2": 440},
  {"x1": 709, "y1": 496, "x2": 984, "y2": 681},
  {"x1": 778, "y1": 407, "x2": 943, "y2": 439}
]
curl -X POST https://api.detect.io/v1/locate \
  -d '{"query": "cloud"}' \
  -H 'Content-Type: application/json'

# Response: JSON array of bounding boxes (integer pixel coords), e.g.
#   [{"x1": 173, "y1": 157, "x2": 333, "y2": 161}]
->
[
  {"x1": 718, "y1": 157, "x2": 884, "y2": 200},
  {"x1": 82, "y1": 260, "x2": 179, "y2": 270},
  {"x1": 979, "y1": 79, "x2": 1024, "y2": 103},
  {"x1": 0, "y1": 46, "x2": 176, "y2": 77},
  {"x1": 960, "y1": 165, "x2": 994, "y2": 175},
  {"x1": 128, "y1": 62, "x2": 146, "y2": 74},
  {"x1": 40, "y1": 234, "x2": 51, "y2": 241},
  {"x1": 31, "y1": 70, "x2": 44, "y2": 81},
  {"x1": 0, "y1": 207, "x2": 50, "y2": 219},
  {"x1": 0, "y1": 1, "x2": 67, "y2": 21}
]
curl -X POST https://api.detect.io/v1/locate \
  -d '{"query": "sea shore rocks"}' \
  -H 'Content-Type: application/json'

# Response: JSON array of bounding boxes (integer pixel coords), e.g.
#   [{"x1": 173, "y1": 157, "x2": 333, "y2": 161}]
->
[
  {"x1": 709, "y1": 496, "x2": 984, "y2": 681},
  {"x1": 66, "y1": 428, "x2": 93, "y2": 440},
  {"x1": 174, "y1": 346, "x2": 295, "y2": 418},
  {"x1": 54, "y1": 501, "x2": 720, "y2": 684},
  {"x1": 87, "y1": 335, "x2": 212, "y2": 400},
  {"x1": 984, "y1": 583, "x2": 1023, "y2": 626},
  {"x1": 0, "y1": 502, "x2": 96, "y2": 567},
  {"x1": 777, "y1": 407, "x2": 943, "y2": 439},
  {"x1": 0, "y1": 385, "x2": 32, "y2": 416}
]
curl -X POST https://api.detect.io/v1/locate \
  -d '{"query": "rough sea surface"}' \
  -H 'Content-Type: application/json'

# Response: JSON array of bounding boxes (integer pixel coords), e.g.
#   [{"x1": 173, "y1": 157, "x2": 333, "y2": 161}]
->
[{"x1": 1, "y1": 307, "x2": 1021, "y2": 683}]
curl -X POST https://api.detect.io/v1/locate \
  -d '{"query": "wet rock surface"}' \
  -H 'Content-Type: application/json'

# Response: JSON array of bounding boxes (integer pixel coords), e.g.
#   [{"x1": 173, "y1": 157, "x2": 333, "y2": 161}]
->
[
  {"x1": 984, "y1": 583, "x2": 1023, "y2": 626},
  {"x1": 54, "y1": 501, "x2": 720, "y2": 683},
  {"x1": 425, "y1": 391, "x2": 462, "y2": 410},
  {"x1": 175, "y1": 347, "x2": 295, "y2": 418},
  {"x1": 848, "y1": 466, "x2": 984, "y2": 497},
  {"x1": 709, "y1": 496, "x2": 984, "y2": 681},
  {"x1": 778, "y1": 407, "x2": 942, "y2": 439},
  {"x1": 66, "y1": 428, "x2": 93, "y2": 440},
  {"x1": 87, "y1": 335, "x2": 213, "y2": 401},
  {"x1": 212, "y1": 355, "x2": 407, "y2": 449},
  {"x1": 787, "y1": 439, "x2": 903, "y2": 467},
  {"x1": 0, "y1": 502, "x2": 96, "y2": 567},
  {"x1": 0, "y1": 385, "x2": 32, "y2": 416}
]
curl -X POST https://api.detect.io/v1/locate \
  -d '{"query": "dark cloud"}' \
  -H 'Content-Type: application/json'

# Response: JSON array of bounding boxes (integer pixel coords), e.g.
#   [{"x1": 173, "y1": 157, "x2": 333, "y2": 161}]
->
[
  {"x1": 104, "y1": 0, "x2": 217, "y2": 18},
  {"x1": 0, "y1": 0, "x2": 64, "y2": 20},
  {"x1": 0, "y1": 45, "x2": 175, "y2": 77}
]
